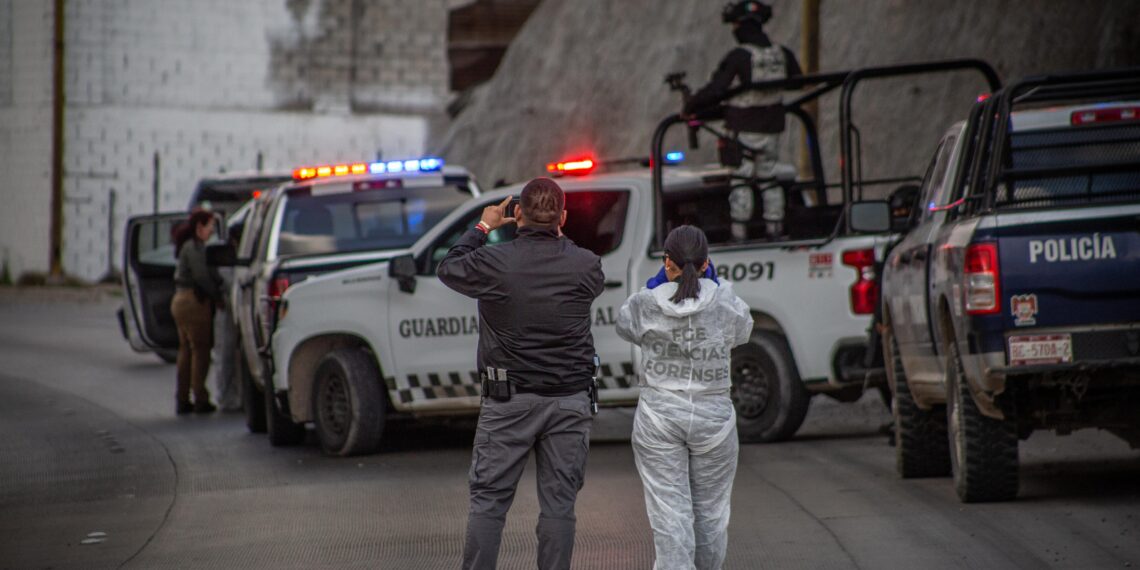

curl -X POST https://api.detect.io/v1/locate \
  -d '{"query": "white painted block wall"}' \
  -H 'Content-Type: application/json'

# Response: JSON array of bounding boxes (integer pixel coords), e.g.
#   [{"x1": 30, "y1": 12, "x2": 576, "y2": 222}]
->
[{"x1": 0, "y1": 0, "x2": 449, "y2": 282}]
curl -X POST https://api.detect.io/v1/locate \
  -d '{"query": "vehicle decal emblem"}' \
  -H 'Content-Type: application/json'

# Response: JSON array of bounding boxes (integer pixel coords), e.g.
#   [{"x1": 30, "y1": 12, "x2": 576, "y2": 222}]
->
[
  {"x1": 1011, "y1": 294, "x2": 1038, "y2": 327},
  {"x1": 808, "y1": 253, "x2": 833, "y2": 279}
]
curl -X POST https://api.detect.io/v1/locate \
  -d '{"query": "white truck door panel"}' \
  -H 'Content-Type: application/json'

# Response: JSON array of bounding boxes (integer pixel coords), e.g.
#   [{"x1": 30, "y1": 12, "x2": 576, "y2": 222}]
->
[{"x1": 386, "y1": 279, "x2": 482, "y2": 412}]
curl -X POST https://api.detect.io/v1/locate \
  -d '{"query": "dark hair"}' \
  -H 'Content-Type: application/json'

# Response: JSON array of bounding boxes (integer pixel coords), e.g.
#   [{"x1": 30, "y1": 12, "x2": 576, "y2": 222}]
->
[
  {"x1": 663, "y1": 225, "x2": 709, "y2": 304},
  {"x1": 519, "y1": 177, "x2": 565, "y2": 227},
  {"x1": 173, "y1": 209, "x2": 215, "y2": 257}
]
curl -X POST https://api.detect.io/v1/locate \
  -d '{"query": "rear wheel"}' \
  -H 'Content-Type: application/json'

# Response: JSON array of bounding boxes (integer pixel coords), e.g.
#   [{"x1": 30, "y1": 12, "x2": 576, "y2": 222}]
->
[
  {"x1": 313, "y1": 349, "x2": 385, "y2": 456},
  {"x1": 265, "y1": 373, "x2": 305, "y2": 447},
  {"x1": 946, "y1": 338, "x2": 1019, "y2": 502},
  {"x1": 731, "y1": 331, "x2": 810, "y2": 443},
  {"x1": 156, "y1": 349, "x2": 178, "y2": 364},
  {"x1": 886, "y1": 329, "x2": 950, "y2": 478}
]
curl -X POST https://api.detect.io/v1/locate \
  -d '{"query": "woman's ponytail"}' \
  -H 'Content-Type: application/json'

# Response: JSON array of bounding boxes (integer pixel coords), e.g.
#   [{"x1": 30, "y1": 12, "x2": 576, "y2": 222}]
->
[
  {"x1": 663, "y1": 225, "x2": 710, "y2": 305},
  {"x1": 671, "y1": 261, "x2": 702, "y2": 304}
]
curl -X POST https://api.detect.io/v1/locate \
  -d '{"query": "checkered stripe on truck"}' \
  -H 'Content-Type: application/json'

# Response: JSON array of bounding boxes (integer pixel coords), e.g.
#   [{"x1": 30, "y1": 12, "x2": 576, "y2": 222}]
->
[{"x1": 385, "y1": 362, "x2": 636, "y2": 404}]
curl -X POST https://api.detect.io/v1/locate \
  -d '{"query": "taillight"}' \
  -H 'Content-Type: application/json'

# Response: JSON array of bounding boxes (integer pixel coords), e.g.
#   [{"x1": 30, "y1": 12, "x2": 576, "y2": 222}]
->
[
  {"x1": 964, "y1": 242, "x2": 1000, "y2": 315},
  {"x1": 266, "y1": 275, "x2": 292, "y2": 324},
  {"x1": 841, "y1": 248, "x2": 878, "y2": 315},
  {"x1": 268, "y1": 276, "x2": 291, "y2": 301}
]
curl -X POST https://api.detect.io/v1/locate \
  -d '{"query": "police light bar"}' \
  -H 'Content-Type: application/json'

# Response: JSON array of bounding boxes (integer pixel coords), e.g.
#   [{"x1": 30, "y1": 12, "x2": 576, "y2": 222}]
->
[
  {"x1": 665, "y1": 151, "x2": 685, "y2": 163},
  {"x1": 293, "y1": 157, "x2": 444, "y2": 180},
  {"x1": 1071, "y1": 106, "x2": 1139, "y2": 126},
  {"x1": 546, "y1": 157, "x2": 596, "y2": 176}
]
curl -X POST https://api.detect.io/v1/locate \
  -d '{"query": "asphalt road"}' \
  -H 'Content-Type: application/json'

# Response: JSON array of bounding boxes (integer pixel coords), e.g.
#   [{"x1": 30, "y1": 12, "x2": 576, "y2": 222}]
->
[{"x1": 1, "y1": 290, "x2": 1138, "y2": 569}]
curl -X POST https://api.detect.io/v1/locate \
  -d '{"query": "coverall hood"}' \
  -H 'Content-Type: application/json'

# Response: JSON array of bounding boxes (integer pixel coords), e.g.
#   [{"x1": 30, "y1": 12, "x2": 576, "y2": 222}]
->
[{"x1": 650, "y1": 278, "x2": 721, "y2": 318}]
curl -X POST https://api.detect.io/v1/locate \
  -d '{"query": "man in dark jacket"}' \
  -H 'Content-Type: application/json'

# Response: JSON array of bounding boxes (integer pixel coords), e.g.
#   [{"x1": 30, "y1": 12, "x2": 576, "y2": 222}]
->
[
  {"x1": 686, "y1": 0, "x2": 802, "y2": 238},
  {"x1": 439, "y1": 177, "x2": 604, "y2": 570}
]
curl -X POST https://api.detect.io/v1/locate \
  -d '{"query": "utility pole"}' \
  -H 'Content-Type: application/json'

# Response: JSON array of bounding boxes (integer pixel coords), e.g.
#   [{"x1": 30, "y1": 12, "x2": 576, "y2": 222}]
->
[
  {"x1": 49, "y1": 0, "x2": 66, "y2": 281},
  {"x1": 799, "y1": 0, "x2": 820, "y2": 181},
  {"x1": 103, "y1": 189, "x2": 116, "y2": 283}
]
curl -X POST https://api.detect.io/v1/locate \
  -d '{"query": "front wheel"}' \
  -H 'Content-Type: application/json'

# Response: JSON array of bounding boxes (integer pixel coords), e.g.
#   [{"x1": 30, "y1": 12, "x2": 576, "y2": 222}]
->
[
  {"x1": 265, "y1": 373, "x2": 305, "y2": 447},
  {"x1": 731, "y1": 331, "x2": 810, "y2": 443},
  {"x1": 313, "y1": 349, "x2": 385, "y2": 456},
  {"x1": 946, "y1": 338, "x2": 1019, "y2": 502}
]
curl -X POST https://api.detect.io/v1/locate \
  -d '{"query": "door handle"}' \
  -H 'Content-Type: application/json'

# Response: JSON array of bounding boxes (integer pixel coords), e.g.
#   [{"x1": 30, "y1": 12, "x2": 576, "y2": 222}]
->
[{"x1": 604, "y1": 280, "x2": 624, "y2": 289}]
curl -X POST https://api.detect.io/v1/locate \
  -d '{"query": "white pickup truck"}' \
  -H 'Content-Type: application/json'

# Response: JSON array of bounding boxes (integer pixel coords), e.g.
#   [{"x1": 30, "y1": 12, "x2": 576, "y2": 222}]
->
[
  {"x1": 271, "y1": 160, "x2": 891, "y2": 455},
  {"x1": 267, "y1": 60, "x2": 1002, "y2": 456}
]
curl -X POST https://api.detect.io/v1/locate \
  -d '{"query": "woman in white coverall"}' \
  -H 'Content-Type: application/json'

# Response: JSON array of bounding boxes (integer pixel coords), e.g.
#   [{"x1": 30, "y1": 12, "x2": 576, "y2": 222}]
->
[{"x1": 616, "y1": 225, "x2": 754, "y2": 570}]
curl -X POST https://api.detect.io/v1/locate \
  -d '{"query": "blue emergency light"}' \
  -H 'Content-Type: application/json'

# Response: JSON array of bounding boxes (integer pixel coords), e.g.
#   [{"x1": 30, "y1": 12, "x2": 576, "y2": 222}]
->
[{"x1": 295, "y1": 157, "x2": 444, "y2": 180}]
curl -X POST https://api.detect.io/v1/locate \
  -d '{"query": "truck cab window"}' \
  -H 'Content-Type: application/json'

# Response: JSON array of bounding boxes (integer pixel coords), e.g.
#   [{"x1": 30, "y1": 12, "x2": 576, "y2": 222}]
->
[{"x1": 427, "y1": 190, "x2": 631, "y2": 273}]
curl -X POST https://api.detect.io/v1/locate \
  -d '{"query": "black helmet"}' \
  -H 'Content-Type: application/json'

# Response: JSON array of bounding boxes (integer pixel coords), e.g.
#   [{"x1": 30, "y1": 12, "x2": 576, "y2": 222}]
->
[{"x1": 722, "y1": 1, "x2": 773, "y2": 25}]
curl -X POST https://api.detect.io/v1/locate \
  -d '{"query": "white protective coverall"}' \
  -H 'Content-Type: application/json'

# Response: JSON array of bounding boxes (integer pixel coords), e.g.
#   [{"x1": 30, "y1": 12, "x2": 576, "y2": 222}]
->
[{"x1": 616, "y1": 278, "x2": 754, "y2": 570}]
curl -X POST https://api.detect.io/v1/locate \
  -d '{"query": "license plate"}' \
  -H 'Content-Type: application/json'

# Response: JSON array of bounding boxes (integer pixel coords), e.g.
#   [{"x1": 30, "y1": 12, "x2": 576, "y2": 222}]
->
[{"x1": 1008, "y1": 334, "x2": 1072, "y2": 366}]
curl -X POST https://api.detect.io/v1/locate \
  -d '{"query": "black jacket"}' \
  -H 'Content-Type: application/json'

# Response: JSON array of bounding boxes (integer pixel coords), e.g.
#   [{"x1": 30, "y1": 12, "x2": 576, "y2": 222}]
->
[
  {"x1": 685, "y1": 25, "x2": 802, "y2": 133},
  {"x1": 438, "y1": 225, "x2": 604, "y2": 395}
]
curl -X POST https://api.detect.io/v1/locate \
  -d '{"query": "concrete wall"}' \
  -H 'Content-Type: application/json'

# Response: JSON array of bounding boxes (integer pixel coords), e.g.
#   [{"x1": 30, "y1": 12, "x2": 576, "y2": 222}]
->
[
  {"x1": 438, "y1": 0, "x2": 1140, "y2": 190},
  {"x1": 0, "y1": 0, "x2": 448, "y2": 282}
]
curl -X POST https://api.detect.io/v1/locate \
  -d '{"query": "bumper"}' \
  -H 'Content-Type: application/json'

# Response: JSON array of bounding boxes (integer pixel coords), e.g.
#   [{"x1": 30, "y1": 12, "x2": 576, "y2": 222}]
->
[{"x1": 986, "y1": 355, "x2": 1140, "y2": 382}]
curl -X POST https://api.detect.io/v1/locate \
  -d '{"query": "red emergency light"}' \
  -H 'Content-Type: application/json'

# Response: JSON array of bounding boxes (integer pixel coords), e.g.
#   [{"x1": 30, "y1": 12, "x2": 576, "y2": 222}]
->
[
  {"x1": 1071, "y1": 106, "x2": 1139, "y2": 126},
  {"x1": 547, "y1": 157, "x2": 596, "y2": 176}
]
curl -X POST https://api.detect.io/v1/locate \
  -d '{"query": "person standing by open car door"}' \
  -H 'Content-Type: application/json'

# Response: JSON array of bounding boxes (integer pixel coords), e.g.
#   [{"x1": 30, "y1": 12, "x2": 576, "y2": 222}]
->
[
  {"x1": 617, "y1": 225, "x2": 754, "y2": 569},
  {"x1": 170, "y1": 209, "x2": 224, "y2": 415}
]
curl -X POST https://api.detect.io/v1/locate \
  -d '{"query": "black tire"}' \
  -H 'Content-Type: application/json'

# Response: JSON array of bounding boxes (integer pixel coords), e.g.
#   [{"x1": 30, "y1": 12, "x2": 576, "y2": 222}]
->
[
  {"x1": 265, "y1": 372, "x2": 305, "y2": 447},
  {"x1": 312, "y1": 349, "x2": 385, "y2": 456},
  {"x1": 886, "y1": 330, "x2": 951, "y2": 478},
  {"x1": 946, "y1": 338, "x2": 1019, "y2": 502},
  {"x1": 156, "y1": 349, "x2": 178, "y2": 364},
  {"x1": 731, "y1": 331, "x2": 810, "y2": 443},
  {"x1": 239, "y1": 349, "x2": 266, "y2": 434}
]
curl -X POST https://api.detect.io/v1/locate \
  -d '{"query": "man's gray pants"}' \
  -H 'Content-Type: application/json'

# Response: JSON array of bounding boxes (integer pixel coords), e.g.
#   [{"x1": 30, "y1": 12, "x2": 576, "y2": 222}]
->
[{"x1": 462, "y1": 391, "x2": 593, "y2": 570}]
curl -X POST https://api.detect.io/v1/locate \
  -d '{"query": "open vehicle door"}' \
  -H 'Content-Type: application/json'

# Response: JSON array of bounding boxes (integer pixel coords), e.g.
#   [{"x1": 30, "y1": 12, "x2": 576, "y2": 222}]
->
[{"x1": 121, "y1": 212, "x2": 221, "y2": 353}]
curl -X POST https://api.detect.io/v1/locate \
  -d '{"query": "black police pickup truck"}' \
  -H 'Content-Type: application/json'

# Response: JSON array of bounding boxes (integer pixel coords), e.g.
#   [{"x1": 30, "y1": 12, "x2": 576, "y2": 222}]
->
[{"x1": 879, "y1": 68, "x2": 1140, "y2": 502}]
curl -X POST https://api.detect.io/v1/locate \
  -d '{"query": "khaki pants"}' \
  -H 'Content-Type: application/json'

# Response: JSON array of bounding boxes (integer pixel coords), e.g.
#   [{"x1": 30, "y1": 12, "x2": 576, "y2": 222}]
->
[{"x1": 171, "y1": 289, "x2": 213, "y2": 405}]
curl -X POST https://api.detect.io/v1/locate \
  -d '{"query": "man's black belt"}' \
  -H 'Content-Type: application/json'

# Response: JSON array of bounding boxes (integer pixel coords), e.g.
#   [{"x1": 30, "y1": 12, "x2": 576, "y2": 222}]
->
[{"x1": 513, "y1": 382, "x2": 591, "y2": 397}]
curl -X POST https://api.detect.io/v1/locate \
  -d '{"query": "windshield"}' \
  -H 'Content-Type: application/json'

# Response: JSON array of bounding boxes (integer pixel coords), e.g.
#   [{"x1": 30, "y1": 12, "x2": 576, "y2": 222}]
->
[{"x1": 275, "y1": 183, "x2": 472, "y2": 257}]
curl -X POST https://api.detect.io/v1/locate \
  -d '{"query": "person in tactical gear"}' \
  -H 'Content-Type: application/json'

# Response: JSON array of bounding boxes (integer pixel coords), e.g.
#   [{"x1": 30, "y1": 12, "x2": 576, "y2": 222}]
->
[
  {"x1": 685, "y1": 1, "x2": 803, "y2": 239},
  {"x1": 438, "y1": 178, "x2": 605, "y2": 570}
]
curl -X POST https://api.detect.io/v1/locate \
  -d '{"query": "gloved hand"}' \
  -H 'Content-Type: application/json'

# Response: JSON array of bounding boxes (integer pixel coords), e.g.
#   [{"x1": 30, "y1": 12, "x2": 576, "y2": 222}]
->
[{"x1": 646, "y1": 261, "x2": 719, "y2": 289}]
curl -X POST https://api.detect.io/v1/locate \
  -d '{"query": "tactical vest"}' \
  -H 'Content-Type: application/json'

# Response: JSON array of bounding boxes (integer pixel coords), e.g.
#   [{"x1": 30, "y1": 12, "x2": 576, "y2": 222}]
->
[
  {"x1": 727, "y1": 44, "x2": 786, "y2": 108},
  {"x1": 725, "y1": 44, "x2": 787, "y2": 133}
]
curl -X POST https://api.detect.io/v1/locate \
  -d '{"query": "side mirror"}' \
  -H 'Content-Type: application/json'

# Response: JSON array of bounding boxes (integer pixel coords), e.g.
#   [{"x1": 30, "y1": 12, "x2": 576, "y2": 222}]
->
[
  {"x1": 206, "y1": 243, "x2": 237, "y2": 267},
  {"x1": 849, "y1": 201, "x2": 891, "y2": 234},
  {"x1": 388, "y1": 254, "x2": 417, "y2": 294},
  {"x1": 888, "y1": 184, "x2": 922, "y2": 232}
]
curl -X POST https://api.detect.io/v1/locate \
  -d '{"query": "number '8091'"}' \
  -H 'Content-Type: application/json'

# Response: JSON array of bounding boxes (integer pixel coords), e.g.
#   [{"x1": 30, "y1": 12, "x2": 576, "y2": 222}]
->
[{"x1": 716, "y1": 261, "x2": 774, "y2": 282}]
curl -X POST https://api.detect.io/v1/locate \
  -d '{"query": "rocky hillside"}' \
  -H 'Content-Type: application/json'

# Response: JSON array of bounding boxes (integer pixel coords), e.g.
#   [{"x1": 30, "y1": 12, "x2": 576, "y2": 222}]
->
[{"x1": 437, "y1": 0, "x2": 1140, "y2": 190}]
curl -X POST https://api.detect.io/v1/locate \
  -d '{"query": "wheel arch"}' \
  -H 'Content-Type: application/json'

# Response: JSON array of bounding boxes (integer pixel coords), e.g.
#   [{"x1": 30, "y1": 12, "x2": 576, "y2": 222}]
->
[
  {"x1": 286, "y1": 333, "x2": 384, "y2": 423},
  {"x1": 750, "y1": 310, "x2": 787, "y2": 337}
]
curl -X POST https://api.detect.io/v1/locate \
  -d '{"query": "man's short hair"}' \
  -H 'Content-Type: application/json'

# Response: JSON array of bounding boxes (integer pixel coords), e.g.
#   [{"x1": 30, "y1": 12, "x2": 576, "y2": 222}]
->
[{"x1": 520, "y1": 177, "x2": 565, "y2": 226}]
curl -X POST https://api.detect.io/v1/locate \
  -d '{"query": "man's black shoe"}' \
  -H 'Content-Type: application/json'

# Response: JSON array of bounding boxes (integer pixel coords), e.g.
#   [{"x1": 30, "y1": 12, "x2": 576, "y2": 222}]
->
[
  {"x1": 193, "y1": 401, "x2": 217, "y2": 414},
  {"x1": 177, "y1": 402, "x2": 194, "y2": 415}
]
